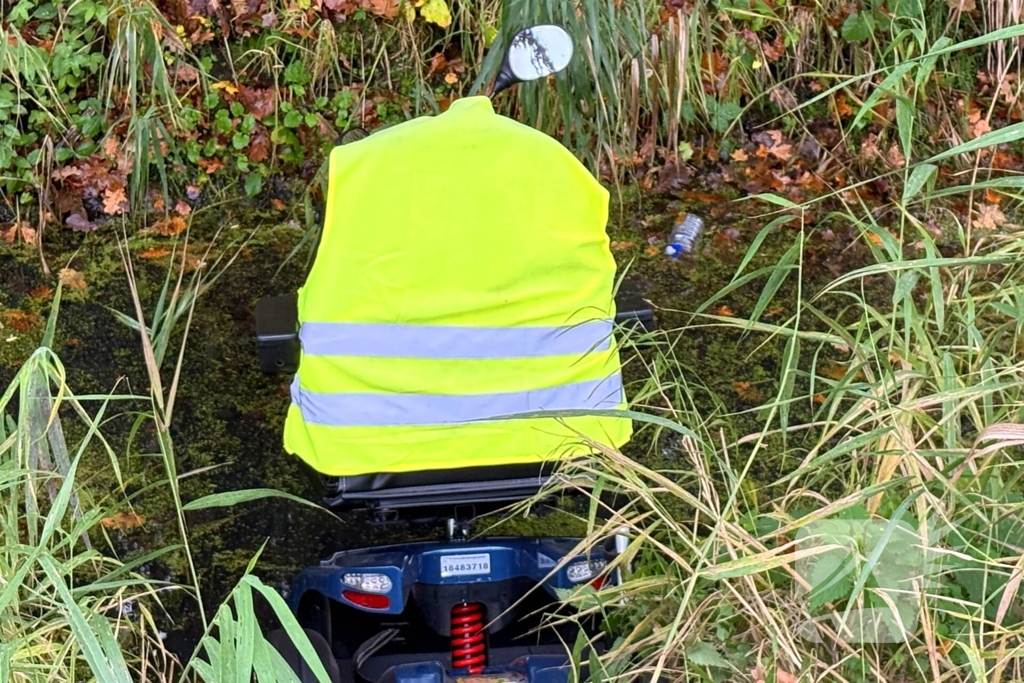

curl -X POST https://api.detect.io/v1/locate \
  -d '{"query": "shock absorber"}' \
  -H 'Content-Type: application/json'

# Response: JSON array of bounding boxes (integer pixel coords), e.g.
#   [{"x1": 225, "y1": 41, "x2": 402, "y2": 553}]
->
[{"x1": 451, "y1": 602, "x2": 487, "y2": 673}]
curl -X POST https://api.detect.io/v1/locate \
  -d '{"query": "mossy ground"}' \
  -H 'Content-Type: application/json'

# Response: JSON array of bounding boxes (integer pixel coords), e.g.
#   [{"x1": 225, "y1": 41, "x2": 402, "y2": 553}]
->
[{"x1": 0, "y1": 167, "x2": 875, "y2": 658}]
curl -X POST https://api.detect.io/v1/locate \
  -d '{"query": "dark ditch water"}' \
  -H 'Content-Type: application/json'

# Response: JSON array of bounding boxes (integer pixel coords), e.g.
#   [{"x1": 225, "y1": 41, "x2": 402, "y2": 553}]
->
[{"x1": 0, "y1": 178, "x2": 880, "y2": 661}]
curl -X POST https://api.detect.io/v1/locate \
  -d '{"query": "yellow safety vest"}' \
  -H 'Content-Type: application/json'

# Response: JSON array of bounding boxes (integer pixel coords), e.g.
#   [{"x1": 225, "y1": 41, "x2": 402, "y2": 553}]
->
[{"x1": 284, "y1": 96, "x2": 632, "y2": 477}]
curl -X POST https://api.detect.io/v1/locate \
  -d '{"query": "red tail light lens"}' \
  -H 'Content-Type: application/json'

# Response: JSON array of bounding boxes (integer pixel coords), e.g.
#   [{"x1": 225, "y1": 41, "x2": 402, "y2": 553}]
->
[
  {"x1": 343, "y1": 590, "x2": 391, "y2": 610},
  {"x1": 590, "y1": 577, "x2": 607, "y2": 590}
]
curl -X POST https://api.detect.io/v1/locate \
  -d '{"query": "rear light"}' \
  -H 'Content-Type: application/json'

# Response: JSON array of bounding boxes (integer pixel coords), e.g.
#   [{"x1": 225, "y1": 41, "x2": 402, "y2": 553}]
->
[
  {"x1": 567, "y1": 559, "x2": 607, "y2": 584},
  {"x1": 590, "y1": 576, "x2": 607, "y2": 590},
  {"x1": 342, "y1": 572, "x2": 393, "y2": 593},
  {"x1": 342, "y1": 590, "x2": 391, "y2": 610}
]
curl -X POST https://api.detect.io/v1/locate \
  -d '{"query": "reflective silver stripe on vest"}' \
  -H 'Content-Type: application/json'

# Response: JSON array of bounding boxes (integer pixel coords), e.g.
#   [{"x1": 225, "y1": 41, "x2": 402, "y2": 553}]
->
[
  {"x1": 299, "y1": 320, "x2": 613, "y2": 359},
  {"x1": 291, "y1": 374, "x2": 624, "y2": 427}
]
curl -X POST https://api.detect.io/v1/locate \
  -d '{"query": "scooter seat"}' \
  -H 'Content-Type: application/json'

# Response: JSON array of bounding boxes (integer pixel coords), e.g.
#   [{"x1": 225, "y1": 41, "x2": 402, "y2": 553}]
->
[
  {"x1": 337, "y1": 462, "x2": 554, "y2": 492},
  {"x1": 303, "y1": 461, "x2": 558, "y2": 511}
]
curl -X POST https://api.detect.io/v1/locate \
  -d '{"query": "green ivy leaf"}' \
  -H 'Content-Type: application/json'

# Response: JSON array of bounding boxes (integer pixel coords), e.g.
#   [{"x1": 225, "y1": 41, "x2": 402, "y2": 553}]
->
[
  {"x1": 283, "y1": 109, "x2": 303, "y2": 128},
  {"x1": 244, "y1": 173, "x2": 263, "y2": 196}
]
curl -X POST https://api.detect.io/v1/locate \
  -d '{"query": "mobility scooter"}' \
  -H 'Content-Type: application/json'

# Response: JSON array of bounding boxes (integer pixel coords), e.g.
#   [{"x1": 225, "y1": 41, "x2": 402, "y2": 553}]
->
[{"x1": 255, "y1": 24, "x2": 653, "y2": 683}]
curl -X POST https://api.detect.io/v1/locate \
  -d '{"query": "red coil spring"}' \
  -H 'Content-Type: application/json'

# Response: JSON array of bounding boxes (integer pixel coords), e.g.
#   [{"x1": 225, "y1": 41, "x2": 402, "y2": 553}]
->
[{"x1": 451, "y1": 602, "x2": 487, "y2": 673}]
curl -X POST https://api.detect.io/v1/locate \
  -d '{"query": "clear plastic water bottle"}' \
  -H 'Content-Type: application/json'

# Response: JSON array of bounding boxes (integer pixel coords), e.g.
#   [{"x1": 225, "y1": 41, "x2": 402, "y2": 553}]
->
[{"x1": 665, "y1": 213, "x2": 704, "y2": 259}]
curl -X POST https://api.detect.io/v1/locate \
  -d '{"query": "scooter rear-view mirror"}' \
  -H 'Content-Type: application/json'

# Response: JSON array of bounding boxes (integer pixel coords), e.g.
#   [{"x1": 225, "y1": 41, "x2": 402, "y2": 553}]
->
[
  {"x1": 490, "y1": 24, "x2": 574, "y2": 97},
  {"x1": 331, "y1": 24, "x2": 572, "y2": 146}
]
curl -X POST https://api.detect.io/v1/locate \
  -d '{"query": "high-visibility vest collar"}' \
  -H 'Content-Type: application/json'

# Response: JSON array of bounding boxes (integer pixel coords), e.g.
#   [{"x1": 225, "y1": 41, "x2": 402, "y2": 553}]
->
[{"x1": 444, "y1": 96, "x2": 494, "y2": 115}]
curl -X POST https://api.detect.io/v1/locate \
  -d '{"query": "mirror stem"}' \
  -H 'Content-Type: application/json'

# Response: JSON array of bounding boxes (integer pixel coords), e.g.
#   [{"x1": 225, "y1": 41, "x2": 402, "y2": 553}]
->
[{"x1": 490, "y1": 70, "x2": 517, "y2": 98}]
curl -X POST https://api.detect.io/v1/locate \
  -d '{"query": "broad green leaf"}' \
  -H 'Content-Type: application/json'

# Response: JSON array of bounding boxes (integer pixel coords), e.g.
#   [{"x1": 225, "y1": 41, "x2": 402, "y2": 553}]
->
[
  {"x1": 685, "y1": 642, "x2": 730, "y2": 668},
  {"x1": 245, "y1": 173, "x2": 263, "y2": 197},
  {"x1": 731, "y1": 215, "x2": 793, "y2": 282},
  {"x1": 38, "y1": 555, "x2": 132, "y2": 683},
  {"x1": 902, "y1": 163, "x2": 936, "y2": 203},
  {"x1": 926, "y1": 120, "x2": 1024, "y2": 164},
  {"x1": 893, "y1": 271, "x2": 920, "y2": 303},
  {"x1": 234, "y1": 583, "x2": 257, "y2": 683},
  {"x1": 842, "y1": 11, "x2": 874, "y2": 42},
  {"x1": 244, "y1": 576, "x2": 334, "y2": 683},
  {"x1": 711, "y1": 101, "x2": 742, "y2": 133},
  {"x1": 852, "y1": 62, "x2": 914, "y2": 130},
  {"x1": 182, "y1": 487, "x2": 332, "y2": 514},
  {"x1": 896, "y1": 95, "x2": 913, "y2": 159},
  {"x1": 748, "y1": 240, "x2": 798, "y2": 324},
  {"x1": 752, "y1": 193, "x2": 800, "y2": 210},
  {"x1": 916, "y1": 37, "x2": 952, "y2": 90},
  {"x1": 778, "y1": 333, "x2": 801, "y2": 435}
]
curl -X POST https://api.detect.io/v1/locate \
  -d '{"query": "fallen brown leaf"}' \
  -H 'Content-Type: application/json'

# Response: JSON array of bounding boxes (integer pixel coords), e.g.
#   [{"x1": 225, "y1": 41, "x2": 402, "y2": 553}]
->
[
  {"x1": 271, "y1": 198, "x2": 287, "y2": 211},
  {"x1": 610, "y1": 241, "x2": 634, "y2": 251},
  {"x1": 139, "y1": 247, "x2": 172, "y2": 259},
  {"x1": 817, "y1": 360, "x2": 865, "y2": 382},
  {"x1": 710, "y1": 304, "x2": 734, "y2": 317},
  {"x1": 174, "y1": 199, "x2": 193, "y2": 216},
  {"x1": 776, "y1": 669, "x2": 798, "y2": 683},
  {"x1": 427, "y1": 53, "x2": 448, "y2": 77},
  {"x1": 1, "y1": 310, "x2": 41, "y2": 332},
  {"x1": 59, "y1": 267, "x2": 88, "y2": 291},
  {"x1": 968, "y1": 109, "x2": 992, "y2": 139},
  {"x1": 100, "y1": 510, "x2": 146, "y2": 531},
  {"x1": 247, "y1": 126, "x2": 271, "y2": 163},
  {"x1": 732, "y1": 380, "x2": 765, "y2": 403},
  {"x1": 886, "y1": 144, "x2": 906, "y2": 169},
  {"x1": 365, "y1": 0, "x2": 399, "y2": 18},
  {"x1": 197, "y1": 157, "x2": 225, "y2": 174},
  {"x1": 731, "y1": 148, "x2": 749, "y2": 162},
  {"x1": 103, "y1": 137, "x2": 120, "y2": 159},
  {"x1": 152, "y1": 215, "x2": 188, "y2": 236},
  {"x1": 1, "y1": 221, "x2": 37, "y2": 245},
  {"x1": 975, "y1": 203, "x2": 1007, "y2": 230},
  {"x1": 29, "y1": 285, "x2": 53, "y2": 301},
  {"x1": 833, "y1": 93, "x2": 853, "y2": 118},
  {"x1": 103, "y1": 184, "x2": 128, "y2": 214}
]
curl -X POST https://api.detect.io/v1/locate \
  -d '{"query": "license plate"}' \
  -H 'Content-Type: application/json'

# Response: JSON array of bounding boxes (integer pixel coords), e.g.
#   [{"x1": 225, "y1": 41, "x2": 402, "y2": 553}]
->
[{"x1": 440, "y1": 553, "x2": 491, "y2": 578}]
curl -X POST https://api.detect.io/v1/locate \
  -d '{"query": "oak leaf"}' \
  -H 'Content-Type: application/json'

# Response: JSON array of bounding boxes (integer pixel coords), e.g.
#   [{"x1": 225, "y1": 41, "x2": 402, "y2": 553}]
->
[
  {"x1": 152, "y1": 215, "x2": 188, "y2": 236},
  {"x1": 59, "y1": 268, "x2": 88, "y2": 291},
  {"x1": 1, "y1": 221, "x2": 37, "y2": 245},
  {"x1": 975, "y1": 203, "x2": 1007, "y2": 230},
  {"x1": 103, "y1": 184, "x2": 128, "y2": 215}
]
